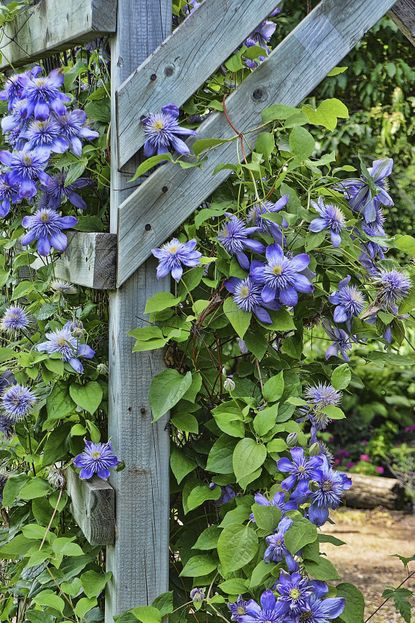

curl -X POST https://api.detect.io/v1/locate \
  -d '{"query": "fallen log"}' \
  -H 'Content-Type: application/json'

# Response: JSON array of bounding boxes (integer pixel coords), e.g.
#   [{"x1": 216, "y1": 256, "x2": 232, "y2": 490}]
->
[{"x1": 343, "y1": 473, "x2": 407, "y2": 510}]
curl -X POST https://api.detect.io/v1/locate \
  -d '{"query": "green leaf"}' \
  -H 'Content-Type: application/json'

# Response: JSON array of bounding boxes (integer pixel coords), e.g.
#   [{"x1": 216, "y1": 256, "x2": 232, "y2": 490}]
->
[
  {"x1": 42, "y1": 423, "x2": 72, "y2": 466},
  {"x1": 81, "y1": 570, "x2": 111, "y2": 599},
  {"x1": 321, "y1": 405, "x2": 346, "y2": 420},
  {"x1": 152, "y1": 592, "x2": 174, "y2": 616},
  {"x1": 52, "y1": 538, "x2": 83, "y2": 557},
  {"x1": 192, "y1": 138, "x2": 230, "y2": 156},
  {"x1": 33, "y1": 590, "x2": 65, "y2": 613},
  {"x1": 1, "y1": 473, "x2": 29, "y2": 506},
  {"x1": 185, "y1": 484, "x2": 221, "y2": 513},
  {"x1": 74, "y1": 597, "x2": 97, "y2": 619},
  {"x1": 284, "y1": 517, "x2": 318, "y2": 554},
  {"x1": 261, "y1": 104, "x2": 299, "y2": 124},
  {"x1": 252, "y1": 504, "x2": 281, "y2": 533},
  {"x1": 180, "y1": 555, "x2": 217, "y2": 577},
  {"x1": 382, "y1": 587, "x2": 412, "y2": 623},
  {"x1": 263, "y1": 371, "x2": 284, "y2": 403},
  {"x1": 130, "y1": 154, "x2": 172, "y2": 181},
  {"x1": 249, "y1": 560, "x2": 272, "y2": 588},
  {"x1": 149, "y1": 369, "x2": 192, "y2": 421},
  {"x1": 337, "y1": 583, "x2": 365, "y2": 623},
  {"x1": 289, "y1": 126, "x2": 315, "y2": 160},
  {"x1": 206, "y1": 435, "x2": 235, "y2": 474},
  {"x1": 331, "y1": 364, "x2": 351, "y2": 390},
  {"x1": 69, "y1": 381, "x2": 103, "y2": 415},
  {"x1": 327, "y1": 66, "x2": 348, "y2": 76},
  {"x1": 253, "y1": 405, "x2": 279, "y2": 436},
  {"x1": 217, "y1": 524, "x2": 258, "y2": 573},
  {"x1": 11, "y1": 279, "x2": 35, "y2": 300},
  {"x1": 302, "y1": 98, "x2": 349, "y2": 131},
  {"x1": 213, "y1": 401, "x2": 245, "y2": 438},
  {"x1": 20, "y1": 478, "x2": 50, "y2": 500},
  {"x1": 393, "y1": 234, "x2": 415, "y2": 257},
  {"x1": 144, "y1": 292, "x2": 181, "y2": 314},
  {"x1": 266, "y1": 438, "x2": 288, "y2": 454},
  {"x1": 170, "y1": 447, "x2": 197, "y2": 484},
  {"x1": 304, "y1": 556, "x2": 340, "y2": 580},
  {"x1": 218, "y1": 578, "x2": 249, "y2": 594},
  {"x1": 192, "y1": 526, "x2": 221, "y2": 551},
  {"x1": 0, "y1": 347, "x2": 15, "y2": 363},
  {"x1": 182, "y1": 372, "x2": 202, "y2": 403},
  {"x1": 223, "y1": 297, "x2": 251, "y2": 338},
  {"x1": 318, "y1": 534, "x2": 346, "y2": 547},
  {"x1": 131, "y1": 605, "x2": 162, "y2": 623},
  {"x1": 254, "y1": 132, "x2": 275, "y2": 159},
  {"x1": 21, "y1": 524, "x2": 48, "y2": 540},
  {"x1": 46, "y1": 383, "x2": 75, "y2": 424},
  {"x1": 233, "y1": 438, "x2": 266, "y2": 483},
  {"x1": 262, "y1": 309, "x2": 296, "y2": 331}
]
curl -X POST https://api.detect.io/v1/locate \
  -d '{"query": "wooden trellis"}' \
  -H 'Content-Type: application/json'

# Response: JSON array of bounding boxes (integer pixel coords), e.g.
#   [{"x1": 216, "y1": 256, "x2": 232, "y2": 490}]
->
[{"x1": 2, "y1": 0, "x2": 415, "y2": 620}]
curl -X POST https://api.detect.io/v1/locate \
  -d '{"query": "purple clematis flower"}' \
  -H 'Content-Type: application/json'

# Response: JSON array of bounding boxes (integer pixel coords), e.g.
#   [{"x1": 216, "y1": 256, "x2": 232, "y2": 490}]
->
[
  {"x1": 375, "y1": 269, "x2": 411, "y2": 313},
  {"x1": 225, "y1": 275, "x2": 280, "y2": 324},
  {"x1": 328, "y1": 275, "x2": 365, "y2": 324},
  {"x1": 277, "y1": 447, "x2": 324, "y2": 494},
  {"x1": 0, "y1": 149, "x2": 50, "y2": 199},
  {"x1": 307, "y1": 456, "x2": 352, "y2": 526},
  {"x1": 36, "y1": 322, "x2": 95, "y2": 374},
  {"x1": 239, "y1": 589, "x2": 285, "y2": 623},
  {"x1": 20, "y1": 68, "x2": 70, "y2": 120},
  {"x1": 323, "y1": 323, "x2": 353, "y2": 362},
  {"x1": 142, "y1": 104, "x2": 196, "y2": 157},
  {"x1": 252, "y1": 490, "x2": 298, "y2": 519},
  {"x1": 340, "y1": 158, "x2": 393, "y2": 223},
  {"x1": 218, "y1": 215, "x2": 265, "y2": 269},
  {"x1": 263, "y1": 517, "x2": 297, "y2": 571},
  {"x1": 286, "y1": 594, "x2": 345, "y2": 623},
  {"x1": 55, "y1": 109, "x2": 99, "y2": 156},
  {"x1": 73, "y1": 440, "x2": 120, "y2": 480},
  {"x1": 229, "y1": 597, "x2": 255, "y2": 622},
  {"x1": 251, "y1": 244, "x2": 313, "y2": 306},
  {"x1": 302, "y1": 384, "x2": 342, "y2": 442},
  {"x1": 0, "y1": 173, "x2": 18, "y2": 217},
  {"x1": 274, "y1": 570, "x2": 312, "y2": 616},
  {"x1": 152, "y1": 238, "x2": 201, "y2": 282},
  {"x1": 40, "y1": 172, "x2": 92, "y2": 210},
  {"x1": 248, "y1": 196, "x2": 288, "y2": 244},
  {"x1": 21, "y1": 208, "x2": 78, "y2": 256},
  {"x1": 309, "y1": 198, "x2": 345, "y2": 248},
  {"x1": 1, "y1": 306, "x2": 29, "y2": 333},
  {"x1": 244, "y1": 17, "x2": 277, "y2": 68},
  {"x1": 2, "y1": 384, "x2": 36, "y2": 422},
  {"x1": 23, "y1": 117, "x2": 69, "y2": 153}
]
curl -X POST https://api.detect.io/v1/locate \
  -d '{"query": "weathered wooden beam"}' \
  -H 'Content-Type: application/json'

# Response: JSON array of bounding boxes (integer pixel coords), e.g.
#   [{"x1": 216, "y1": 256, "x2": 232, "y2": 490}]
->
[
  {"x1": 116, "y1": 0, "x2": 397, "y2": 286},
  {"x1": 66, "y1": 468, "x2": 115, "y2": 546},
  {"x1": 116, "y1": 0, "x2": 282, "y2": 168},
  {"x1": 52, "y1": 232, "x2": 117, "y2": 290},
  {"x1": 389, "y1": 0, "x2": 415, "y2": 46},
  {"x1": 105, "y1": 0, "x2": 171, "y2": 620},
  {"x1": 0, "y1": 0, "x2": 116, "y2": 70}
]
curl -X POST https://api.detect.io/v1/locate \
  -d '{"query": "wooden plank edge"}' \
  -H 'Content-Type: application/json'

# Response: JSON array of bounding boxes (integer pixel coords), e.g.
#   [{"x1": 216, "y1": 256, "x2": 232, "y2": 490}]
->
[
  {"x1": 53, "y1": 232, "x2": 117, "y2": 290},
  {"x1": 0, "y1": 0, "x2": 117, "y2": 70},
  {"x1": 66, "y1": 467, "x2": 116, "y2": 547},
  {"x1": 115, "y1": 0, "x2": 283, "y2": 168},
  {"x1": 389, "y1": 0, "x2": 415, "y2": 46}
]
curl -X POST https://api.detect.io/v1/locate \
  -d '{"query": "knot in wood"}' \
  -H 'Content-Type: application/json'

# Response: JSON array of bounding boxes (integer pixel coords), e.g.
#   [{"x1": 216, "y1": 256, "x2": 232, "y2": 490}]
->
[
  {"x1": 164, "y1": 64, "x2": 175, "y2": 77},
  {"x1": 252, "y1": 87, "x2": 267, "y2": 102}
]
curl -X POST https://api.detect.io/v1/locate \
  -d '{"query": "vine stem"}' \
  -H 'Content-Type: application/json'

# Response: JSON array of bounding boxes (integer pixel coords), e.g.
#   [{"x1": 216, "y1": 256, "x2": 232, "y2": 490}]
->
[
  {"x1": 38, "y1": 487, "x2": 63, "y2": 551},
  {"x1": 364, "y1": 570, "x2": 415, "y2": 623}
]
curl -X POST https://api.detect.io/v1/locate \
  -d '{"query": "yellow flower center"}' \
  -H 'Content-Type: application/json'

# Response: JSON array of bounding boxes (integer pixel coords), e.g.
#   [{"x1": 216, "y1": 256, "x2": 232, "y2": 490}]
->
[
  {"x1": 57, "y1": 337, "x2": 68, "y2": 347},
  {"x1": 237, "y1": 607, "x2": 245, "y2": 615},
  {"x1": 23, "y1": 154, "x2": 32, "y2": 164},
  {"x1": 91, "y1": 451, "x2": 101, "y2": 459},
  {"x1": 240, "y1": 286, "x2": 249, "y2": 297},
  {"x1": 272, "y1": 264, "x2": 283, "y2": 275},
  {"x1": 290, "y1": 588, "x2": 301, "y2": 600},
  {"x1": 153, "y1": 119, "x2": 165, "y2": 131},
  {"x1": 168, "y1": 245, "x2": 178, "y2": 254},
  {"x1": 40, "y1": 212, "x2": 50, "y2": 222}
]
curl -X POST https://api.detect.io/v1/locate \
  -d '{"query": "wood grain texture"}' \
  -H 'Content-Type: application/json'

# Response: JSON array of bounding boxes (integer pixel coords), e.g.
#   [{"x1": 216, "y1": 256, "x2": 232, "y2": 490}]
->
[
  {"x1": 0, "y1": 0, "x2": 116, "y2": 69},
  {"x1": 66, "y1": 468, "x2": 115, "y2": 546},
  {"x1": 343, "y1": 473, "x2": 406, "y2": 510},
  {"x1": 116, "y1": 0, "x2": 397, "y2": 285},
  {"x1": 390, "y1": 0, "x2": 415, "y2": 46},
  {"x1": 52, "y1": 232, "x2": 117, "y2": 289},
  {"x1": 116, "y1": 0, "x2": 282, "y2": 168},
  {"x1": 106, "y1": 0, "x2": 171, "y2": 620}
]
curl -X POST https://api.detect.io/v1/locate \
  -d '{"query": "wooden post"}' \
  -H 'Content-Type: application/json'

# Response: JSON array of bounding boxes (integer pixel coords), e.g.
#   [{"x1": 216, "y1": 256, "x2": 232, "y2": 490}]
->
[{"x1": 106, "y1": 1, "x2": 172, "y2": 620}]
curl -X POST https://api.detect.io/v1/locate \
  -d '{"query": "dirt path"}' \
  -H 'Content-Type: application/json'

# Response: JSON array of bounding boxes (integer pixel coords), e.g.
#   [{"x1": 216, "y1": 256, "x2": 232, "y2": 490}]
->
[{"x1": 323, "y1": 508, "x2": 415, "y2": 622}]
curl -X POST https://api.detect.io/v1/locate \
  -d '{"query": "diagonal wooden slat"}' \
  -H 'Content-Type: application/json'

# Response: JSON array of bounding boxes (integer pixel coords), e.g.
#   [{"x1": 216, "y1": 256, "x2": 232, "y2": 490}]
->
[
  {"x1": 389, "y1": 0, "x2": 415, "y2": 46},
  {"x1": 116, "y1": 0, "x2": 282, "y2": 169},
  {"x1": 0, "y1": 0, "x2": 116, "y2": 70},
  {"x1": 116, "y1": 0, "x2": 397, "y2": 286}
]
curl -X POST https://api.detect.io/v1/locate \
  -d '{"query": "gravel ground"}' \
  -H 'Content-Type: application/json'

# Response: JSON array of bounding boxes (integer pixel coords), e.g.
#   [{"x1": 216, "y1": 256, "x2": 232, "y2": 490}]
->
[{"x1": 323, "y1": 508, "x2": 415, "y2": 622}]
